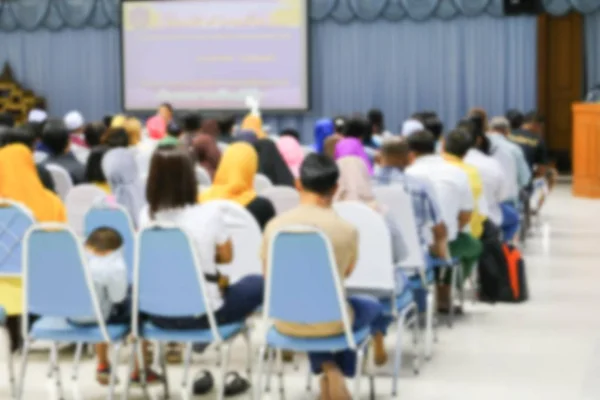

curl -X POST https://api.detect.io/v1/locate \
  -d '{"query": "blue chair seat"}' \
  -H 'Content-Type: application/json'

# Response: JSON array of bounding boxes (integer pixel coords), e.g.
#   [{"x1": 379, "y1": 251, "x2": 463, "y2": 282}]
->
[
  {"x1": 142, "y1": 321, "x2": 244, "y2": 343},
  {"x1": 30, "y1": 317, "x2": 128, "y2": 343},
  {"x1": 379, "y1": 288, "x2": 414, "y2": 315},
  {"x1": 427, "y1": 256, "x2": 459, "y2": 269},
  {"x1": 0, "y1": 306, "x2": 6, "y2": 325},
  {"x1": 266, "y1": 325, "x2": 370, "y2": 353}
]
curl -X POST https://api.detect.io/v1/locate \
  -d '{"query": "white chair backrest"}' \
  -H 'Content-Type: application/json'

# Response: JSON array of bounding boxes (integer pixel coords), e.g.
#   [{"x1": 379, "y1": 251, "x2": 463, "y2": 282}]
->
[
  {"x1": 374, "y1": 185, "x2": 426, "y2": 272},
  {"x1": 45, "y1": 164, "x2": 73, "y2": 200},
  {"x1": 65, "y1": 185, "x2": 108, "y2": 237},
  {"x1": 261, "y1": 186, "x2": 300, "y2": 215},
  {"x1": 217, "y1": 142, "x2": 229, "y2": 152},
  {"x1": 135, "y1": 141, "x2": 157, "y2": 179},
  {"x1": 33, "y1": 151, "x2": 48, "y2": 164},
  {"x1": 302, "y1": 145, "x2": 314, "y2": 156},
  {"x1": 72, "y1": 146, "x2": 90, "y2": 165},
  {"x1": 203, "y1": 200, "x2": 262, "y2": 283},
  {"x1": 254, "y1": 173, "x2": 273, "y2": 193},
  {"x1": 195, "y1": 165, "x2": 212, "y2": 186},
  {"x1": 333, "y1": 201, "x2": 395, "y2": 293}
]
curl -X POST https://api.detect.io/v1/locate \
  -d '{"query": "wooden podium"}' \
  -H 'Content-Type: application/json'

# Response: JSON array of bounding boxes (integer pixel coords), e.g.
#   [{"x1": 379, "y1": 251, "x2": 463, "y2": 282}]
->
[{"x1": 572, "y1": 103, "x2": 600, "y2": 198}]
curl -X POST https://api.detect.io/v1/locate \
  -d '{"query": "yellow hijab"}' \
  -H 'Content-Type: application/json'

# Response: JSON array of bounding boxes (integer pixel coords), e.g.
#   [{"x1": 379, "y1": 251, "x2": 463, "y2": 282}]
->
[
  {"x1": 241, "y1": 113, "x2": 267, "y2": 139},
  {"x1": 200, "y1": 142, "x2": 258, "y2": 206}
]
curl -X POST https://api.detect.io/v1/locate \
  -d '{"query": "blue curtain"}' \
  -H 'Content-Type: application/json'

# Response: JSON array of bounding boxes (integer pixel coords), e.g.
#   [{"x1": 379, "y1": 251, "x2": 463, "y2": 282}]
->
[{"x1": 585, "y1": 11, "x2": 600, "y2": 89}]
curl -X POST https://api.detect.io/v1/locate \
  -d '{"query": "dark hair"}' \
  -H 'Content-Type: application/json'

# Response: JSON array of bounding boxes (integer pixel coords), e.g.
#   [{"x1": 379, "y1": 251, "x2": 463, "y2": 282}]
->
[
  {"x1": 368, "y1": 109, "x2": 384, "y2": 132},
  {"x1": 23, "y1": 121, "x2": 45, "y2": 140},
  {"x1": 102, "y1": 115, "x2": 113, "y2": 128},
  {"x1": 406, "y1": 130, "x2": 436, "y2": 155},
  {"x1": 280, "y1": 128, "x2": 300, "y2": 141},
  {"x1": 423, "y1": 115, "x2": 443, "y2": 140},
  {"x1": 333, "y1": 116, "x2": 346, "y2": 134},
  {"x1": 523, "y1": 110, "x2": 544, "y2": 125},
  {"x1": 103, "y1": 127, "x2": 129, "y2": 148},
  {"x1": 85, "y1": 227, "x2": 123, "y2": 252},
  {"x1": 167, "y1": 120, "x2": 182, "y2": 138},
  {"x1": 146, "y1": 147, "x2": 198, "y2": 217},
  {"x1": 505, "y1": 109, "x2": 524, "y2": 130},
  {"x1": 344, "y1": 117, "x2": 369, "y2": 139},
  {"x1": 84, "y1": 122, "x2": 106, "y2": 147},
  {"x1": 85, "y1": 145, "x2": 108, "y2": 183},
  {"x1": 41, "y1": 119, "x2": 70, "y2": 155},
  {"x1": 182, "y1": 112, "x2": 202, "y2": 132},
  {"x1": 1, "y1": 127, "x2": 36, "y2": 149},
  {"x1": 444, "y1": 128, "x2": 472, "y2": 158},
  {"x1": 380, "y1": 139, "x2": 409, "y2": 158},
  {"x1": 160, "y1": 102, "x2": 174, "y2": 113},
  {"x1": 0, "y1": 112, "x2": 15, "y2": 128},
  {"x1": 217, "y1": 114, "x2": 236, "y2": 136},
  {"x1": 33, "y1": 98, "x2": 47, "y2": 111},
  {"x1": 299, "y1": 153, "x2": 339, "y2": 196}
]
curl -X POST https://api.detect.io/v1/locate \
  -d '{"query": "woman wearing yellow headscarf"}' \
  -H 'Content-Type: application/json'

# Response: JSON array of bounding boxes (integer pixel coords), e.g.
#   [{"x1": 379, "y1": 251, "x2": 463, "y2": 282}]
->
[
  {"x1": 200, "y1": 142, "x2": 275, "y2": 230},
  {"x1": 0, "y1": 144, "x2": 66, "y2": 349}
]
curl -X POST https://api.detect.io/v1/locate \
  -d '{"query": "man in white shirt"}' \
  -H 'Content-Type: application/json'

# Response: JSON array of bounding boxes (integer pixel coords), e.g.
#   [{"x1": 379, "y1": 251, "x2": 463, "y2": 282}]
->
[{"x1": 405, "y1": 130, "x2": 481, "y2": 312}]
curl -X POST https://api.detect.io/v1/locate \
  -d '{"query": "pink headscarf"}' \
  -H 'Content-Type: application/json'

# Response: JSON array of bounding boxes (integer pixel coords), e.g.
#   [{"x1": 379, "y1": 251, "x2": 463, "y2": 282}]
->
[
  {"x1": 146, "y1": 115, "x2": 166, "y2": 140},
  {"x1": 276, "y1": 136, "x2": 304, "y2": 178}
]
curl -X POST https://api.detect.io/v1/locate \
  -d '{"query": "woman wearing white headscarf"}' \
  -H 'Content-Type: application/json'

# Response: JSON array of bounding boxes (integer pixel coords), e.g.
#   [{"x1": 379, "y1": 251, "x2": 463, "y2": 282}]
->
[{"x1": 102, "y1": 148, "x2": 146, "y2": 227}]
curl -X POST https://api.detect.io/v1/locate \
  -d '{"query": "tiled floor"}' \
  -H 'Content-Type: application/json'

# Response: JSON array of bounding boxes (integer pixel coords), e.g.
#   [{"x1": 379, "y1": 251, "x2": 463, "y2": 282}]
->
[{"x1": 2, "y1": 184, "x2": 599, "y2": 399}]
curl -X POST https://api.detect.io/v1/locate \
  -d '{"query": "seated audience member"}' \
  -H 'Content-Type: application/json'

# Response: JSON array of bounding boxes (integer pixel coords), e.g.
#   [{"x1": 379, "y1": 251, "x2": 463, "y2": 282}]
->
[
  {"x1": 314, "y1": 118, "x2": 335, "y2": 153},
  {"x1": 276, "y1": 135, "x2": 305, "y2": 178},
  {"x1": 335, "y1": 119, "x2": 373, "y2": 174},
  {"x1": 201, "y1": 142, "x2": 276, "y2": 230},
  {"x1": 241, "y1": 112, "x2": 267, "y2": 139},
  {"x1": 333, "y1": 116, "x2": 346, "y2": 136},
  {"x1": 507, "y1": 110, "x2": 548, "y2": 177},
  {"x1": 179, "y1": 112, "x2": 202, "y2": 149},
  {"x1": 102, "y1": 148, "x2": 145, "y2": 228},
  {"x1": 157, "y1": 102, "x2": 174, "y2": 125},
  {"x1": 123, "y1": 117, "x2": 143, "y2": 147},
  {"x1": 367, "y1": 109, "x2": 391, "y2": 145},
  {"x1": 254, "y1": 139, "x2": 295, "y2": 187},
  {"x1": 279, "y1": 128, "x2": 300, "y2": 142},
  {"x1": 261, "y1": 154, "x2": 388, "y2": 400},
  {"x1": 375, "y1": 139, "x2": 447, "y2": 258},
  {"x1": 191, "y1": 128, "x2": 221, "y2": 179},
  {"x1": 41, "y1": 119, "x2": 86, "y2": 184},
  {"x1": 323, "y1": 134, "x2": 342, "y2": 160},
  {"x1": 85, "y1": 145, "x2": 111, "y2": 193},
  {"x1": 422, "y1": 113, "x2": 444, "y2": 151},
  {"x1": 103, "y1": 127, "x2": 130, "y2": 149},
  {"x1": 146, "y1": 115, "x2": 167, "y2": 140},
  {"x1": 487, "y1": 117, "x2": 531, "y2": 205},
  {"x1": 405, "y1": 130, "x2": 480, "y2": 311},
  {"x1": 159, "y1": 120, "x2": 184, "y2": 147},
  {"x1": 217, "y1": 114, "x2": 236, "y2": 144},
  {"x1": 442, "y1": 129, "x2": 487, "y2": 239},
  {"x1": 102, "y1": 115, "x2": 113, "y2": 128},
  {"x1": 70, "y1": 227, "x2": 160, "y2": 384},
  {"x1": 109, "y1": 114, "x2": 126, "y2": 129},
  {"x1": 335, "y1": 155, "x2": 407, "y2": 264},
  {"x1": 401, "y1": 118, "x2": 424, "y2": 137},
  {"x1": 0, "y1": 112, "x2": 15, "y2": 128},
  {"x1": 64, "y1": 110, "x2": 89, "y2": 162},
  {"x1": 84, "y1": 122, "x2": 106, "y2": 148},
  {"x1": 0, "y1": 142, "x2": 66, "y2": 352},
  {"x1": 1, "y1": 127, "x2": 55, "y2": 192},
  {"x1": 140, "y1": 146, "x2": 261, "y2": 396}
]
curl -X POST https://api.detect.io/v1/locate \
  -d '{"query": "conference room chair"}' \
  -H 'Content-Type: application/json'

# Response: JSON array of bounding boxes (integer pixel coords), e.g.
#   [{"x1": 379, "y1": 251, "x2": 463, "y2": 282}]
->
[
  {"x1": 334, "y1": 201, "x2": 421, "y2": 397},
  {"x1": 254, "y1": 174, "x2": 273, "y2": 193},
  {"x1": 195, "y1": 165, "x2": 212, "y2": 186},
  {"x1": 65, "y1": 184, "x2": 108, "y2": 237},
  {"x1": 301, "y1": 146, "x2": 314, "y2": 156},
  {"x1": 33, "y1": 151, "x2": 48, "y2": 164},
  {"x1": 258, "y1": 226, "x2": 376, "y2": 399},
  {"x1": 261, "y1": 186, "x2": 300, "y2": 215},
  {"x1": 217, "y1": 142, "x2": 229, "y2": 152},
  {"x1": 84, "y1": 203, "x2": 136, "y2": 282},
  {"x1": 45, "y1": 164, "x2": 74, "y2": 201},
  {"x1": 18, "y1": 223, "x2": 129, "y2": 400},
  {"x1": 373, "y1": 185, "x2": 437, "y2": 360},
  {"x1": 0, "y1": 305, "x2": 16, "y2": 399},
  {"x1": 202, "y1": 200, "x2": 262, "y2": 283},
  {"x1": 126, "y1": 224, "x2": 253, "y2": 400},
  {"x1": 0, "y1": 200, "x2": 35, "y2": 279}
]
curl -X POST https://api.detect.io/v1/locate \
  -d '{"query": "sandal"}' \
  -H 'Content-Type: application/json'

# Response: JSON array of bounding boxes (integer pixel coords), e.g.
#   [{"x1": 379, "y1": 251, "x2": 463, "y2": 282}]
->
[
  {"x1": 224, "y1": 372, "x2": 251, "y2": 397},
  {"x1": 193, "y1": 370, "x2": 214, "y2": 395},
  {"x1": 166, "y1": 344, "x2": 182, "y2": 364}
]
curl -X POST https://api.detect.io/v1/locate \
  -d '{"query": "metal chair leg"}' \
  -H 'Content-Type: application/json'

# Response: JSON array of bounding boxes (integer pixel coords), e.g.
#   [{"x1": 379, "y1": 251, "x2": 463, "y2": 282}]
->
[
  {"x1": 354, "y1": 343, "x2": 366, "y2": 398},
  {"x1": 276, "y1": 349, "x2": 285, "y2": 397},
  {"x1": 254, "y1": 346, "x2": 267, "y2": 400},
  {"x1": 425, "y1": 289, "x2": 434, "y2": 360},
  {"x1": 264, "y1": 348, "x2": 275, "y2": 392},
  {"x1": 411, "y1": 306, "x2": 421, "y2": 375},
  {"x1": 391, "y1": 313, "x2": 406, "y2": 398},
  {"x1": 216, "y1": 344, "x2": 231, "y2": 400},
  {"x1": 4, "y1": 329, "x2": 16, "y2": 399},
  {"x1": 180, "y1": 343, "x2": 193, "y2": 400},
  {"x1": 120, "y1": 341, "x2": 136, "y2": 400},
  {"x1": 107, "y1": 343, "x2": 120, "y2": 400},
  {"x1": 158, "y1": 343, "x2": 170, "y2": 399},
  {"x1": 305, "y1": 365, "x2": 312, "y2": 391},
  {"x1": 243, "y1": 328, "x2": 253, "y2": 376},
  {"x1": 17, "y1": 339, "x2": 31, "y2": 400},
  {"x1": 51, "y1": 342, "x2": 65, "y2": 400}
]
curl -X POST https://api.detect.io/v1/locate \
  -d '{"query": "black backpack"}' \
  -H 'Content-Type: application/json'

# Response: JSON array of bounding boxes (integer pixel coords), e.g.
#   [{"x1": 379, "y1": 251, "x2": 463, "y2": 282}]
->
[{"x1": 477, "y1": 220, "x2": 509, "y2": 303}]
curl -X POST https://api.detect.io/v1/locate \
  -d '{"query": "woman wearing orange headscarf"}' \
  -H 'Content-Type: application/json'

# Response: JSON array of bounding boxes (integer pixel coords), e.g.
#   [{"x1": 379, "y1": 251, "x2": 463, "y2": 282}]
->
[
  {"x1": 200, "y1": 142, "x2": 275, "y2": 230},
  {"x1": 240, "y1": 114, "x2": 267, "y2": 139},
  {"x1": 0, "y1": 143, "x2": 66, "y2": 349}
]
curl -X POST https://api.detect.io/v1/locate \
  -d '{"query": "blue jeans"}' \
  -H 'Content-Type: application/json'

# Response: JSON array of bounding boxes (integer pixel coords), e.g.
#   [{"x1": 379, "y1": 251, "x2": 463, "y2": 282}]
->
[
  {"x1": 308, "y1": 295, "x2": 385, "y2": 377},
  {"x1": 500, "y1": 202, "x2": 520, "y2": 242}
]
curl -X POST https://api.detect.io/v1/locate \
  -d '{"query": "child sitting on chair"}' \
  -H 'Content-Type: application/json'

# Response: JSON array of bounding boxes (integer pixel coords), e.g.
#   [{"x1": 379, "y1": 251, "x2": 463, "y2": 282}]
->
[{"x1": 71, "y1": 227, "x2": 161, "y2": 386}]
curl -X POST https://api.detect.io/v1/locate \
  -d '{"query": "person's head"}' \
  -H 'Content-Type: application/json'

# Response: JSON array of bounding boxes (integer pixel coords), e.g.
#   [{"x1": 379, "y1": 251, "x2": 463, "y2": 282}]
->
[
  {"x1": 380, "y1": 138, "x2": 410, "y2": 169},
  {"x1": 406, "y1": 130, "x2": 436, "y2": 161},
  {"x1": 522, "y1": 110, "x2": 544, "y2": 134},
  {"x1": 276, "y1": 135, "x2": 304, "y2": 178},
  {"x1": 401, "y1": 119, "x2": 425, "y2": 137},
  {"x1": 85, "y1": 227, "x2": 123, "y2": 256},
  {"x1": 123, "y1": 117, "x2": 142, "y2": 145},
  {"x1": 489, "y1": 116, "x2": 510, "y2": 136},
  {"x1": 158, "y1": 102, "x2": 174, "y2": 124},
  {"x1": 102, "y1": 115, "x2": 113, "y2": 128},
  {"x1": 241, "y1": 114, "x2": 266, "y2": 138},
  {"x1": 344, "y1": 117, "x2": 369, "y2": 140},
  {"x1": 0, "y1": 126, "x2": 36, "y2": 149},
  {"x1": 146, "y1": 147, "x2": 197, "y2": 217},
  {"x1": 102, "y1": 127, "x2": 129, "y2": 148},
  {"x1": 166, "y1": 120, "x2": 183, "y2": 138},
  {"x1": 146, "y1": 115, "x2": 167, "y2": 139},
  {"x1": 333, "y1": 116, "x2": 346, "y2": 135},
  {"x1": 0, "y1": 112, "x2": 14, "y2": 128},
  {"x1": 84, "y1": 145, "x2": 108, "y2": 183},
  {"x1": 505, "y1": 109, "x2": 524, "y2": 130},
  {"x1": 41, "y1": 119, "x2": 70, "y2": 155},
  {"x1": 110, "y1": 114, "x2": 126, "y2": 128},
  {"x1": 84, "y1": 122, "x2": 106, "y2": 147},
  {"x1": 217, "y1": 114, "x2": 235, "y2": 136},
  {"x1": 368, "y1": 109, "x2": 384, "y2": 134},
  {"x1": 22, "y1": 122, "x2": 45, "y2": 142},
  {"x1": 182, "y1": 112, "x2": 202, "y2": 133},
  {"x1": 297, "y1": 153, "x2": 339, "y2": 203},
  {"x1": 64, "y1": 110, "x2": 85, "y2": 134},
  {"x1": 27, "y1": 109, "x2": 48, "y2": 125},
  {"x1": 422, "y1": 115, "x2": 443, "y2": 141},
  {"x1": 280, "y1": 128, "x2": 300, "y2": 141},
  {"x1": 468, "y1": 108, "x2": 488, "y2": 133},
  {"x1": 201, "y1": 119, "x2": 219, "y2": 137},
  {"x1": 443, "y1": 128, "x2": 472, "y2": 159}
]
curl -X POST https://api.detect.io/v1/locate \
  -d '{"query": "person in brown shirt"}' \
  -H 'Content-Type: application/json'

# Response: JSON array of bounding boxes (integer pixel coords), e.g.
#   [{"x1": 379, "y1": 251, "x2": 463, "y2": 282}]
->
[{"x1": 261, "y1": 153, "x2": 387, "y2": 400}]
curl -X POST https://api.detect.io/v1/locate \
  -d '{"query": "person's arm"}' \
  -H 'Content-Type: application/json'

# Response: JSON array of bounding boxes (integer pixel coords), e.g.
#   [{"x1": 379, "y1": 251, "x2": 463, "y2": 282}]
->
[
  {"x1": 213, "y1": 211, "x2": 233, "y2": 265},
  {"x1": 457, "y1": 173, "x2": 474, "y2": 229},
  {"x1": 431, "y1": 222, "x2": 448, "y2": 259},
  {"x1": 458, "y1": 211, "x2": 472, "y2": 230},
  {"x1": 215, "y1": 240, "x2": 233, "y2": 264}
]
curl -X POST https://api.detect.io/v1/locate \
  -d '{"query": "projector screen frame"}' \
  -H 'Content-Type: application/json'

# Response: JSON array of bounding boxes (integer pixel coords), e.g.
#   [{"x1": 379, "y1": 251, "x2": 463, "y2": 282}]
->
[{"x1": 119, "y1": 0, "x2": 312, "y2": 115}]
